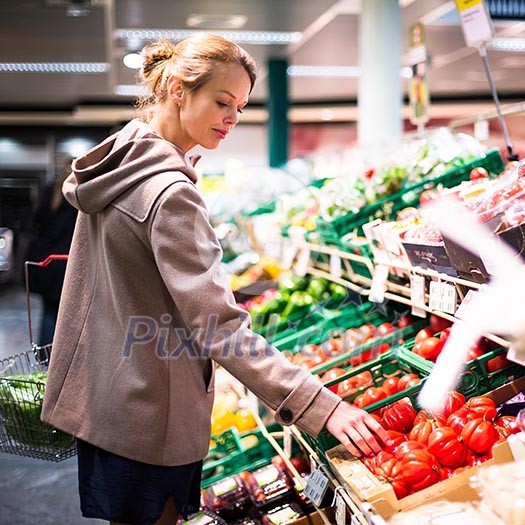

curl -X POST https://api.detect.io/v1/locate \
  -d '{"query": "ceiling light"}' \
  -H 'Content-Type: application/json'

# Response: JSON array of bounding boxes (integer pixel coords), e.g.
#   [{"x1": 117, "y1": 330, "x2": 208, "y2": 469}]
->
[
  {"x1": 61, "y1": 138, "x2": 94, "y2": 157},
  {"x1": 114, "y1": 85, "x2": 148, "y2": 96},
  {"x1": 490, "y1": 38, "x2": 525, "y2": 52},
  {"x1": 115, "y1": 29, "x2": 302, "y2": 45},
  {"x1": 123, "y1": 53, "x2": 143, "y2": 69},
  {"x1": 287, "y1": 65, "x2": 362, "y2": 78},
  {"x1": 186, "y1": 14, "x2": 247, "y2": 30},
  {"x1": 0, "y1": 62, "x2": 109, "y2": 73}
]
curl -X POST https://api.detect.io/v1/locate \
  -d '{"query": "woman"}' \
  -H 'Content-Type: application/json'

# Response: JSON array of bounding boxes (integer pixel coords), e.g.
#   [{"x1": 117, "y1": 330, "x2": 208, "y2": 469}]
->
[{"x1": 41, "y1": 34, "x2": 390, "y2": 525}]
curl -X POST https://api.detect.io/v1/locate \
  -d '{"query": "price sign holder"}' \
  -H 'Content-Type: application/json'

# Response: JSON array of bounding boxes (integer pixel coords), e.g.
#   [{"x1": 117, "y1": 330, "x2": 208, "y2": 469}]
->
[
  {"x1": 429, "y1": 280, "x2": 457, "y2": 314},
  {"x1": 304, "y1": 467, "x2": 329, "y2": 507}
]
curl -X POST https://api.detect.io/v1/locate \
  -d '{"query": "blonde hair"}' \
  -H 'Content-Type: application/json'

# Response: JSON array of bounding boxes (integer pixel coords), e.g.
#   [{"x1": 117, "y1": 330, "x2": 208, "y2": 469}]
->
[{"x1": 137, "y1": 33, "x2": 257, "y2": 112}]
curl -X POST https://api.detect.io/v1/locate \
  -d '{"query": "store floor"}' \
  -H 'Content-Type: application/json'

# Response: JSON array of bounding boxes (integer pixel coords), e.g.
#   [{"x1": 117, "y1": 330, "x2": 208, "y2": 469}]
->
[{"x1": 0, "y1": 283, "x2": 105, "y2": 525}]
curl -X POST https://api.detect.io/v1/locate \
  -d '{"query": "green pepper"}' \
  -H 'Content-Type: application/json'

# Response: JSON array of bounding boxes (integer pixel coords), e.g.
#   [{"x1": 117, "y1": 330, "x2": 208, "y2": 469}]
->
[
  {"x1": 278, "y1": 275, "x2": 309, "y2": 293},
  {"x1": 306, "y1": 277, "x2": 328, "y2": 301}
]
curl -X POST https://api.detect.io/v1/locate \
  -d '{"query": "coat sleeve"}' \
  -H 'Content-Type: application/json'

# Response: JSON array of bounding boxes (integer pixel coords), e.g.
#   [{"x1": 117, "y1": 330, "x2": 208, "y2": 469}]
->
[{"x1": 150, "y1": 181, "x2": 341, "y2": 437}]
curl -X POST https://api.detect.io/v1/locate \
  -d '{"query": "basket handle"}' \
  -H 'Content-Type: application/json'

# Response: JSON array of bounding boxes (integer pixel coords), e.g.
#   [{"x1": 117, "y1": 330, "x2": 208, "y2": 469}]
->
[{"x1": 24, "y1": 254, "x2": 69, "y2": 349}]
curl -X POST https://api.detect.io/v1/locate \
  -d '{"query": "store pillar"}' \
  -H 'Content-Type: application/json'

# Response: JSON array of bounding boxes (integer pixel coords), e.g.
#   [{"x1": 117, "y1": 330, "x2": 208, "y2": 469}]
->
[
  {"x1": 358, "y1": 0, "x2": 402, "y2": 147},
  {"x1": 267, "y1": 58, "x2": 289, "y2": 168}
]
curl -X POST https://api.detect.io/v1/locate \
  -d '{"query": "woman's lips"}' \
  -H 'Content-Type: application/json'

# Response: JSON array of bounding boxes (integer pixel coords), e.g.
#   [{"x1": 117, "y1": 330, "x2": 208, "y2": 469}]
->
[{"x1": 213, "y1": 129, "x2": 227, "y2": 139}]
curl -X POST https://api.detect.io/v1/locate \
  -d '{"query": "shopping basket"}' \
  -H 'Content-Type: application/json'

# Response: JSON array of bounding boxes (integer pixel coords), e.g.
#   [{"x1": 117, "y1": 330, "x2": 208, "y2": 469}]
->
[{"x1": 0, "y1": 255, "x2": 76, "y2": 461}]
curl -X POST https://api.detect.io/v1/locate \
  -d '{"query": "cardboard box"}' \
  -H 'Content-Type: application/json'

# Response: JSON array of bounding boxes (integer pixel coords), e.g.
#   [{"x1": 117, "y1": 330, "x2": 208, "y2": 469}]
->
[
  {"x1": 293, "y1": 507, "x2": 334, "y2": 525},
  {"x1": 326, "y1": 376, "x2": 525, "y2": 519}
]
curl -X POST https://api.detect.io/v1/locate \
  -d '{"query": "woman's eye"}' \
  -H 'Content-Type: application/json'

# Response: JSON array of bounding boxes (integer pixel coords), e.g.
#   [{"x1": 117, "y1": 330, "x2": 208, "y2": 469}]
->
[
  {"x1": 217, "y1": 102, "x2": 229, "y2": 108},
  {"x1": 237, "y1": 108, "x2": 243, "y2": 115}
]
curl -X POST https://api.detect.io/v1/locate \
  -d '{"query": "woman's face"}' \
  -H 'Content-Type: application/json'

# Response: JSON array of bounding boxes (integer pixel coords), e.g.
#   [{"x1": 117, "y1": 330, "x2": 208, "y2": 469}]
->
[{"x1": 176, "y1": 63, "x2": 251, "y2": 151}]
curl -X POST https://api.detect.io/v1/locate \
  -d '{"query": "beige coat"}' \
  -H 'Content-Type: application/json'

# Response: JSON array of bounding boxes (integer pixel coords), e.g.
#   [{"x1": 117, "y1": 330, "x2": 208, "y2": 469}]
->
[{"x1": 41, "y1": 119, "x2": 341, "y2": 466}]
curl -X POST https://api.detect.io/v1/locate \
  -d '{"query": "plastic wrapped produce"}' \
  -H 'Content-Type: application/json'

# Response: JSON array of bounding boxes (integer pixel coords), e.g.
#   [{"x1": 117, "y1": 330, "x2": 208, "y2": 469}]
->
[
  {"x1": 240, "y1": 464, "x2": 294, "y2": 509},
  {"x1": 260, "y1": 502, "x2": 305, "y2": 525},
  {"x1": 201, "y1": 475, "x2": 252, "y2": 520}
]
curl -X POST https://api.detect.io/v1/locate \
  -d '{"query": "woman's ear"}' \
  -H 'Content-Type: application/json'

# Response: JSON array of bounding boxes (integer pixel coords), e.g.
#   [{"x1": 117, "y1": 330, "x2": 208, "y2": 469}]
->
[{"x1": 167, "y1": 77, "x2": 184, "y2": 105}]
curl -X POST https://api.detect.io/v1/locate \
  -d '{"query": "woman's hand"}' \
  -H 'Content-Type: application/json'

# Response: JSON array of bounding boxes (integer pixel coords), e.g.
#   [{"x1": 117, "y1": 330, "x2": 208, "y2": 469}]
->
[{"x1": 325, "y1": 402, "x2": 392, "y2": 457}]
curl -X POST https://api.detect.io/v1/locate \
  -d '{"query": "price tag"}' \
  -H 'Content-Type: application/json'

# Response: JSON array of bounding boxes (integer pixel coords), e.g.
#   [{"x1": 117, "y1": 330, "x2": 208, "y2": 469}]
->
[
  {"x1": 429, "y1": 281, "x2": 457, "y2": 314},
  {"x1": 294, "y1": 248, "x2": 311, "y2": 277},
  {"x1": 410, "y1": 274, "x2": 427, "y2": 318},
  {"x1": 282, "y1": 245, "x2": 298, "y2": 270},
  {"x1": 370, "y1": 264, "x2": 389, "y2": 304},
  {"x1": 304, "y1": 468, "x2": 329, "y2": 507},
  {"x1": 456, "y1": 0, "x2": 494, "y2": 48},
  {"x1": 335, "y1": 494, "x2": 346, "y2": 525},
  {"x1": 330, "y1": 254, "x2": 342, "y2": 278},
  {"x1": 455, "y1": 289, "x2": 479, "y2": 320},
  {"x1": 474, "y1": 119, "x2": 489, "y2": 141}
]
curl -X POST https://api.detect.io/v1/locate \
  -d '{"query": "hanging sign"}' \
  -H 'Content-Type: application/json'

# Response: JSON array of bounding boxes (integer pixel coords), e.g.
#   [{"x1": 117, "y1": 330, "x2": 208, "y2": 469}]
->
[
  {"x1": 408, "y1": 22, "x2": 430, "y2": 125},
  {"x1": 455, "y1": 0, "x2": 495, "y2": 48}
]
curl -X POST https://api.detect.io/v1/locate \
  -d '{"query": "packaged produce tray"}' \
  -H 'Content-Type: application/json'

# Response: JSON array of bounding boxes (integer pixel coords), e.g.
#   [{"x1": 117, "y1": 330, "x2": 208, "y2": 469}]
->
[
  {"x1": 314, "y1": 149, "x2": 504, "y2": 242},
  {"x1": 302, "y1": 349, "x2": 431, "y2": 458},
  {"x1": 398, "y1": 341, "x2": 525, "y2": 398}
]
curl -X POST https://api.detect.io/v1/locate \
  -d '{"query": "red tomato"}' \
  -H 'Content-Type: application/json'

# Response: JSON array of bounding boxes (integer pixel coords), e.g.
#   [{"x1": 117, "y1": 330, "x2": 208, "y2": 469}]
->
[
  {"x1": 397, "y1": 313, "x2": 415, "y2": 330},
  {"x1": 381, "y1": 402, "x2": 417, "y2": 434},
  {"x1": 466, "y1": 396, "x2": 497, "y2": 422},
  {"x1": 496, "y1": 415, "x2": 518, "y2": 432},
  {"x1": 400, "y1": 449, "x2": 442, "y2": 492},
  {"x1": 415, "y1": 327, "x2": 433, "y2": 344},
  {"x1": 470, "y1": 166, "x2": 489, "y2": 181},
  {"x1": 429, "y1": 314, "x2": 453, "y2": 334},
  {"x1": 446, "y1": 406, "x2": 474, "y2": 435},
  {"x1": 319, "y1": 338, "x2": 343, "y2": 358},
  {"x1": 438, "y1": 391, "x2": 466, "y2": 418},
  {"x1": 467, "y1": 343, "x2": 485, "y2": 361},
  {"x1": 337, "y1": 379, "x2": 357, "y2": 399},
  {"x1": 461, "y1": 418, "x2": 497, "y2": 454},
  {"x1": 320, "y1": 367, "x2": 346, "y2": 393},
  {"x1": 354, "y1": 394, "x2": 367, "y2": 408},
  {"x1": 486, "y1": 354, "x2": 510, "y2": 373},
  {"x1": 358, "y1": 324, "x2": 377, "y2": 343},
  {"x1": 427, "y1": 426, "x2": 468, "y2": 468},
  {"x1": 376, "y1": 323, "x2": 396, "y2": 337},
  {"x1": 420, "y1": 189, "x2": 440, "y2": 207},
  {"x1": 414, "y1": 411, "x2": 447, "y2": 426},
  {"x1": 470, "y1": 452, "x2": 492, "y2": 466},
  {"x1": 374, "y1": 456, "x2": 410, "y2": 499},
  {"x1": 416, "y1": 337, "x2": 444, "y2": 362},
  {"x1": 439, "y1": 327, "x2": 451, "y2": 342},
  {"x1": 394, "y1": 440, "x2": 427, "y2": 460},
  {"x1": 397, "y1": 373, "x2": 421, "y2": 391},
  {"x1": 382, "y1": 376, "x2": 401, "y2": 396},
  {"x1": 440, "y1": 467, "x2": 455, "y2": 480},
  {"x1": 290, "y1": 456, "x2": 310, "y2": 475},
  {"x1": 409, "y1": 414, "x2": 446, "y2": 445},
  {"x1": 383, "y1": 430, "x2": 408, "y2": 454},
  {"x1": 361, "y1": 386, "x2": 388, "y2": 407}
]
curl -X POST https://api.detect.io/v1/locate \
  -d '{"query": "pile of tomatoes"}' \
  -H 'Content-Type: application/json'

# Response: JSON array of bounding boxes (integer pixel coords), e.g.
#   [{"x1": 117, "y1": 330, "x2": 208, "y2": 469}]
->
[{"x1": 362, "y1": 391, "x2": 518, "y2": 500}]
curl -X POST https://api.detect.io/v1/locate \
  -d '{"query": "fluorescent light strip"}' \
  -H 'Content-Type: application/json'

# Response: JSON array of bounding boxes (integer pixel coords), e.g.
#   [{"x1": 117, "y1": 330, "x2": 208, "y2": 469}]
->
[
  {"x1": 491, "y1": 38, "x2": 525, "y2": 52},
  {"x1": 0, "y1": 62, "x2": 109, "y2": 73},
  {"x1": 287, "y1": 65, "x2": 362, "y2": 78},
  {"x1": 114, "y1": 85, "x2": 148, "y2": 96},
  {"x1": 115, "y1": 29, "x2": 302, "y2": 45}
]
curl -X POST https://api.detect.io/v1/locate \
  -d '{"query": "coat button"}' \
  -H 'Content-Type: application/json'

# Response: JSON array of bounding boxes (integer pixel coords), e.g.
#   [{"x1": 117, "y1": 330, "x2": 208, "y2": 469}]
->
[{"x1": 280, "y1": 408, "x2": 293, "y2": 423}]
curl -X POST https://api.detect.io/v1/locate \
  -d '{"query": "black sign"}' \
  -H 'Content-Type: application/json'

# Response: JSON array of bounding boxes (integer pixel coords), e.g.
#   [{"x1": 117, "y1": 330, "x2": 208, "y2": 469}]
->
[{"x1": 486, "y1": 0, "x2": 525, "y2": 20}]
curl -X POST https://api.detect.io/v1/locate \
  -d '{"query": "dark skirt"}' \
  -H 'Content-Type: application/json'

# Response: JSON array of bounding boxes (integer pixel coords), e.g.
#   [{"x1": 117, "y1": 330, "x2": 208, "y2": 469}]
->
[{"x1": 77, "y1": 439, "x2": 203, "y2": 525}]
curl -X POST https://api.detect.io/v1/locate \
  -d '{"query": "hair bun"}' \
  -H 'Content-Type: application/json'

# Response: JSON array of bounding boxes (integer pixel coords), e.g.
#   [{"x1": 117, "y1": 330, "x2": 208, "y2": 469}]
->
[{"x1": 141, "y1": 40, "x2": 176, "y2": 76}]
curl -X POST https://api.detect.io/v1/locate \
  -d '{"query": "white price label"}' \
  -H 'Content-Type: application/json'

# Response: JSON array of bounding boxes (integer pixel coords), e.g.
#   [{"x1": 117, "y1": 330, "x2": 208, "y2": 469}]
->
[
  {"x1": 454, "y1": 289, "x2": 479, "y2": 320},
  {"x1": 330, "y1": 254, "x2": 342, "y2": 278},
  {"x1": 304, "y1": 468, "x2": 329, "y2": 507},
  {"x1": 410, "y1": 274, "x2": 427, "y2": 318},
  {"x1": 294, "y1": 248, "x2": 311, "y2": 277},
  {"x1": 370, "y1": 265, "x2": 389, "y2": 304},
  {"x1": 335, "y1": 494, "x2": 346, "y2": 525},
  {"x1": 456, "y1": 0, "x2": 494, "y2": 48},
  {"x1": 429, "y1": 281, "x2": 457, "y2": 314}
]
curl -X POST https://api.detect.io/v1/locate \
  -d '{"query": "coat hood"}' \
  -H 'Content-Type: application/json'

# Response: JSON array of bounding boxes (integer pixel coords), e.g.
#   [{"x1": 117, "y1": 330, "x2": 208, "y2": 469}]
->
[{"x1": 64, "y1": 119, "x2": 200, "y2": 214}]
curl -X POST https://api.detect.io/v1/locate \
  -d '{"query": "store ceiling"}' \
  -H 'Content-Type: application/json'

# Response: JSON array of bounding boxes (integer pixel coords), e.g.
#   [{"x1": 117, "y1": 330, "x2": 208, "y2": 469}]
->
[{"x1": 0, "y1": 0, "x2": 524, "y2": 124}]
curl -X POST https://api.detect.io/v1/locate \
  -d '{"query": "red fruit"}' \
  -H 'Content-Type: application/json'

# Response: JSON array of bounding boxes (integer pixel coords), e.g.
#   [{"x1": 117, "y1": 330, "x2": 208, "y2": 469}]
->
[
  {"x1": 415, "y1": 327, "x2": 433, "y2": 344},
  {"x1": 470, "y1": 166, "x2": 489, "y2": 181},
  {"x1": 397, "y1": 373, "x2": 421, "y2": 391},
  {"x1": 383, "y1": 430, "x2": 408, "y2": 454},
  {"x1": 496, "y1": 415, "x2": 518, "y2": 432},
  {"x1": 400, "y1": 449, "x2": 442, "y2": 492},
  {"x1": 409, "y1": 414, "x2": 446, "y2": 445},
  {"x1": 446, "y1": 407, "x2": 474, "y2": 435},
  {"x1": 320, "y1": 367, "x2": 346, "y2": 393},
  {"x1": 467, "y1": 343, "x2": 485, "y2": 361},
  {"x1": 466, "y1": 396, "x2": 497, "y2": 422},
  {"x1": 290, "y1": 456, "x2": 310, "y2": 475},
  {"x1": 397, "y1": 313, "x2": 415, "y2": 330},
  {"x1": 381, "y1": 402, "x2": 417, "y2": 434},
  {"x1": 394, "y1": 440, "x2": 427, "y2": 460},
  {"x1": 438, "y1": 391, "x2": 466, "y2": 418},
  {"x1": 461, "y1": 418, "x2": 497, "y2": 454},
  {"x1": 429, "y1": 314, "x2": 453, "y2": 334},
  {"x1": 382, "y1": 377, "x2": 401, "y2": 396},
  {"x1": 420, "y1": 189, "x2": 440, "y2": 206},
  {"x1": 417, "y1": 337, "x2": 444, "y2": 362},
  {"x1": 486, "y1": 354, "x2": 510, "y2": 373},
  {"x1": 376, "y1": 323, "x2": 396, "y2": 337},
  {"x1": 361, "y1": 386, "x2": 388, "y2": 407},
  {"x1": 374, "y1": 456, "x2": 410, "y2": 499},
  {"x1": 354, "y1": 394, "x2": 367, "y2": 408},
  {"x1": 439, "y1": 327, "x2": 451, "y2": 342},
  {"x1": 427, "y1": 427, "x2": 468, "y2": 468},
  {"x1": 470, "y1": 452, "x2": 492, "y2": 466},
  {"x1": 358, "y1": 324, "x2": 377, "y2": 343}
]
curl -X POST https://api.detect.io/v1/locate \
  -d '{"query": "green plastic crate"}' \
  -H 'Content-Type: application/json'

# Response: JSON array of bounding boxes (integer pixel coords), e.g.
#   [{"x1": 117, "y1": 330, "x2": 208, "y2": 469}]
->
[
  {"x1": 398, "y1": 342, "x2": 525, "y2": 398},
  {"x1": 303, "y1": 348, "x2": 431, "y2": 457},
  {"x1": 202, "y1": 424, "x2": 283, "y2": 489},
  {"x1": 314, "y1": 149, "x2": 504, "y2": 242}
]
